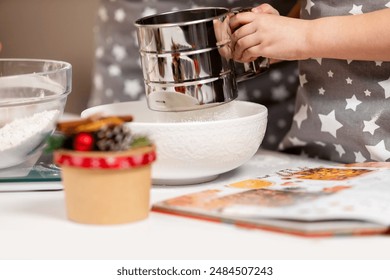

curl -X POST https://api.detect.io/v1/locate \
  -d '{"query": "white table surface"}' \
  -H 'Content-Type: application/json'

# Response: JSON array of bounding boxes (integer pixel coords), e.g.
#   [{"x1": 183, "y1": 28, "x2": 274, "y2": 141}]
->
[{"x1": 1, "y1": 149, "x2": 390, "y2": 260}]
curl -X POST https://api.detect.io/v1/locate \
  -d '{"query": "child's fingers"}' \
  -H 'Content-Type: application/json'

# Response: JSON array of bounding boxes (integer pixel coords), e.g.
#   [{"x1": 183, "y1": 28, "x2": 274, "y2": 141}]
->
[
  {"x1": 233, "y1": 32, "x2": 262, "y2": 62},
  {"x1": 231, "y1": 21, "x2": 256, "y2": 45},
  {"x1": 240, "y1": 45, "x2": 263, "y2": 62},
  {"x1": 229, "y1": 11, "x2": 255, "y2": 32},
  {"x1": 231, "y1": 22, "x2": 257, "y2": 58}
]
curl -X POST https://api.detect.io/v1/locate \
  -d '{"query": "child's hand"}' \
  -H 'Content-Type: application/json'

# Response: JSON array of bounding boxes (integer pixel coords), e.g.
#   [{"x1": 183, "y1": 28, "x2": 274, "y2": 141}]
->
[
  {"x1": 213, "y1": 16, "x2": 233, "y2": 60},
  {"x1": 229, "y1": 4, "x2": 310, "y2": 62}
]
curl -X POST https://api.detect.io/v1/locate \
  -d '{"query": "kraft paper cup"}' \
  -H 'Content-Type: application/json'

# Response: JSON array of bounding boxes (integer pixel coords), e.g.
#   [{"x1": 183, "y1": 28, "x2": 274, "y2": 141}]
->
[{"x1": 54, "y1": 145, "x2": 156, "y2": 225}]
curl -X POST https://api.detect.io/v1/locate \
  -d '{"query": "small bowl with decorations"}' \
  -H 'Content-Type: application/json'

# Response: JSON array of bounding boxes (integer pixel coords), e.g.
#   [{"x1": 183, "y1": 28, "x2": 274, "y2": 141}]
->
[{"x1": 48, "y1": 114, "x2": 156, "y2": 225}]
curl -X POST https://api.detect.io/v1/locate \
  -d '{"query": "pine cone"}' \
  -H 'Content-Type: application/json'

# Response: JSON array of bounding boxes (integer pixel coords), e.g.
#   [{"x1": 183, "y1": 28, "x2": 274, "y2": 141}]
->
[{"x1": 95, "y1": 124, "x2": 133, "y2": 151}]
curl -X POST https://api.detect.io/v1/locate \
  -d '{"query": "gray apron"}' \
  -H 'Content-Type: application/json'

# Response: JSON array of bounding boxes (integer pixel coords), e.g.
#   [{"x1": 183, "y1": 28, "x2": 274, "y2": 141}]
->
[{"x1": 280, "y1": 0, "x2": 390, "y2": 162}]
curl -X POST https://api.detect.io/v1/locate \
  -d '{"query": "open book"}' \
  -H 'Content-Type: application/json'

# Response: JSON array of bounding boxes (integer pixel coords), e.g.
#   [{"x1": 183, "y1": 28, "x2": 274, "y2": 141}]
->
[{"x1": 153, "y1": 162, "x2": 390, "y2": 237}]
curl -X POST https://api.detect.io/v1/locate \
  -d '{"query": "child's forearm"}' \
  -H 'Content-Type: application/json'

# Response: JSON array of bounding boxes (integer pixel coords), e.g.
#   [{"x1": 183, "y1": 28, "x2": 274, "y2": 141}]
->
[{"x1": 306, "y1": 8, "x2": 390, "y2": 61}]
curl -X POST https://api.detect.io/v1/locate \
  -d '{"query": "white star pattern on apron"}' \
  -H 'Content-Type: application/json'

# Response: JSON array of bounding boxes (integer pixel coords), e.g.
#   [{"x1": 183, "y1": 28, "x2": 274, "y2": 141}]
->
[{"x1": 280, "y1": 0, "x2": 390, "y2": 163}]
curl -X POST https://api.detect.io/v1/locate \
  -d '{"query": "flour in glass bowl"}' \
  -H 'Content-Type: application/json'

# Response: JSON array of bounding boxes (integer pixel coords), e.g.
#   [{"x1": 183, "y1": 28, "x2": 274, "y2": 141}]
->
[{"x1": 0, "y1": 110, "x2": 60, "y2": 168}]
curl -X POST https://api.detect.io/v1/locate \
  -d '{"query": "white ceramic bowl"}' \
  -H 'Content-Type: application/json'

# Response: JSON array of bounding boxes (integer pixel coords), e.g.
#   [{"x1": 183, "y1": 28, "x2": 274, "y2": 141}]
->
[
  {"x1": 0, "y1": 59, "x2": 71, "y2": 171},
  {"x1": 82, "y1": 100, "x2": 267, "y2": 185}
]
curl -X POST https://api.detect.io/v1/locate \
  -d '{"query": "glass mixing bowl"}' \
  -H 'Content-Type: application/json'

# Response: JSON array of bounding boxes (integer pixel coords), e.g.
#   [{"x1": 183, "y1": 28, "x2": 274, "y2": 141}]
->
[{"x1": 0, "y1": 59, "x2": 72, "y2": 170}]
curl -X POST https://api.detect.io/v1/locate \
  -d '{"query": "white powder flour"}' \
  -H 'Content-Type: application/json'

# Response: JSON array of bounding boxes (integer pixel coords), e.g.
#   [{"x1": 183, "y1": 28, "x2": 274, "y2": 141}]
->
[{"x1": 0, "y1": 110, "x2": 59, "y2": 168}]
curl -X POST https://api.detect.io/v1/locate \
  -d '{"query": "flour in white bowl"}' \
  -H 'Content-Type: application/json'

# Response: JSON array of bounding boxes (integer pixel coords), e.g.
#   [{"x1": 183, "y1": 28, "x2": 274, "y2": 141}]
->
[{"x1": 0, "y1": 110, "x2": 60, "y2": 169}]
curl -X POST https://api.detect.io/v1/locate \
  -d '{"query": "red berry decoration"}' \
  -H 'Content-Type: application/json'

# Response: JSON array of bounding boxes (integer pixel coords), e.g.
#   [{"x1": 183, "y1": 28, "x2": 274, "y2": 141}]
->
[{"x1": 73, "y1": 132, "x2": 94, "y2": 151}]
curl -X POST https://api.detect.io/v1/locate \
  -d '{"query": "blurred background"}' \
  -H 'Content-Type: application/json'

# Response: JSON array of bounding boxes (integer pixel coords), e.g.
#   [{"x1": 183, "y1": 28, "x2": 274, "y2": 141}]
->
[
  {"x1": 0, "y1": 0, "x2": 297, "y2": 151},
  {"x1": 0, "y1": 0, "x2": 99, "y2": 114}
]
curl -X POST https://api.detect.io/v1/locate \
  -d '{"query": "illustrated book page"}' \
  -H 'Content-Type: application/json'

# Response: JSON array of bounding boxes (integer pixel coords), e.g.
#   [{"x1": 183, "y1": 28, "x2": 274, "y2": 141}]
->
[{"x1": 153, "y1": 162, "x2": 390, "y2": 237}]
